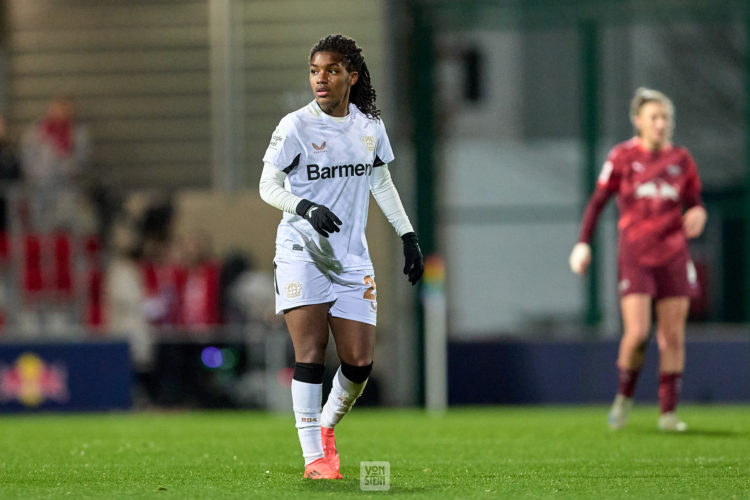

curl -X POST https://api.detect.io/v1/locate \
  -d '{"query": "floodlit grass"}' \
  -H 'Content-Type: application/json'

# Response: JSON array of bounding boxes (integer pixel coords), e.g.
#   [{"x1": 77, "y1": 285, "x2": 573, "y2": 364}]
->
[{"x1": 0, "y1": 405, "x2": 748, "y2": 498}]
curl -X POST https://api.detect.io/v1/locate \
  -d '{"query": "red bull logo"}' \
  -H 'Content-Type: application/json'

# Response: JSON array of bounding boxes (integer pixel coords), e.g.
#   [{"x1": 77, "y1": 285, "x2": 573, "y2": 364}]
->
[{"x1": 0, "y1": 352, "x2": 69, "y2": 407}]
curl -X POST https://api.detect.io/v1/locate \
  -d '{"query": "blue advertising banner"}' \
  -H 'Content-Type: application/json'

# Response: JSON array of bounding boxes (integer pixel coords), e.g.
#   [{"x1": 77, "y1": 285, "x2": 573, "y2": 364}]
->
[
  {"x1": 449, "y1": 339, "x2": 750, "y2": 404},
  {"x1": 0, "y1": 342, "x2": 132, "y2": 412}
]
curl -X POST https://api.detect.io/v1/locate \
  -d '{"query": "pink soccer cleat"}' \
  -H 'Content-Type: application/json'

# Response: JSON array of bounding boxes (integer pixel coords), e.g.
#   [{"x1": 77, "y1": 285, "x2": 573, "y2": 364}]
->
[
  {"x1": 321, "y1": 426, "x2": 340, "y2": 473},
  {"x1": 303, "y1": 457, "x2": 342, "y2": 480}
]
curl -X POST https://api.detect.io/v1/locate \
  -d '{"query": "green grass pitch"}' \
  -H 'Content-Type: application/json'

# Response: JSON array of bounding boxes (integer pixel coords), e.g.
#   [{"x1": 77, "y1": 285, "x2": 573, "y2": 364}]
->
[{"x1": 1, "y1": 405, "x2": 748, "y2": 499}]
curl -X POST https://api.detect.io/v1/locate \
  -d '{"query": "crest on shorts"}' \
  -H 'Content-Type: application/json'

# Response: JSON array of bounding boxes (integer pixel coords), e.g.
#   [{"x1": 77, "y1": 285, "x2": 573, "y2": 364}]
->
[
  {"x1": 618, "y1": 279, "x2": 630, "y2": 292},
  {"x1": 361, "y1": 136, "x2": 375, "y2": 152},
  {"x1": 286, "y1": 282, "x2": 302, "y2": 299}
]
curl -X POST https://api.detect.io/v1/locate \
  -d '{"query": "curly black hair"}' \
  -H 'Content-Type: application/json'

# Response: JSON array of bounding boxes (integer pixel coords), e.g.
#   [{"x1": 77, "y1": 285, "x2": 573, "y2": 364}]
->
[{"x1": 310, "y1": 34, "x2": 381, "y2": 120}]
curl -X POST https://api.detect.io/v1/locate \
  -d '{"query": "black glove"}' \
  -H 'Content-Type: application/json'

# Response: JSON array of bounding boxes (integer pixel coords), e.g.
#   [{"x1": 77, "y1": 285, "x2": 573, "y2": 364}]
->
[
  {"x1": 296, "y1": 199, "x2": 342, "y2": 238},
  {"x1": 401, "y1": 232, "x2": 424, "y2": 285}
]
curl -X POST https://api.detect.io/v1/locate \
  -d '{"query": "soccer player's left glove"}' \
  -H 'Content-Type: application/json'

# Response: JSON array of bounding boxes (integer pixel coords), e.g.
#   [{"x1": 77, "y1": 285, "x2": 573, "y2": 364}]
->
[
  {"x1": 401, "y1": 232, "x2": 424, "y2": 285},
  {"x1": 569, "y1": 242, "x2": 591, "y2": 275}
]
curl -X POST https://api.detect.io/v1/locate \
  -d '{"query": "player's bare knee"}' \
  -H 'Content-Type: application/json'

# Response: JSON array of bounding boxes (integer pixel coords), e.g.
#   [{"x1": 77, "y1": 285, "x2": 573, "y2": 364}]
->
[
  {"x1": 294, "y1": 342, "x2": 328, "y2": 364},
  {"x1": 657, "y1": 329, "x2": 683, "y2": 351},
  {"x1": 335, "y1": 345, "x2": 373, "y2": 368},
  {"x1": 623, "y1": 327, "x2": 649, "y2": 345},
  {"x1": 344, "y1": 354, "x2": 372, "y2": 365}
]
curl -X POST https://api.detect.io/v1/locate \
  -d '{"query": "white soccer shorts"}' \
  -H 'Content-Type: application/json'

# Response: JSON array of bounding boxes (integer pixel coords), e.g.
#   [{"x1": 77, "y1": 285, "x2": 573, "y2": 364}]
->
[{"x1": 273, "y1": 257, "x2": 378, "y2": 326}]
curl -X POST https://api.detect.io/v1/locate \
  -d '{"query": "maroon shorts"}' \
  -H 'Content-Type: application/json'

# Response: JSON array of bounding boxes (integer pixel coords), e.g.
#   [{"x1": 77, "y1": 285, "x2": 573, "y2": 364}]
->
[{"x1": 618, "y1": 254, "x2": 699, "y2": 299}]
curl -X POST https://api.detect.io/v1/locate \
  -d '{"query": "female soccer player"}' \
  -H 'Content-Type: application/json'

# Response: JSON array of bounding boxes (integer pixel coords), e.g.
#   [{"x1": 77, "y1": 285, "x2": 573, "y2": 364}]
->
[
  {"x1": 259, "y1": 34, "x2": 424, "y2": 479},
  {"x1": 569, "y1": 87, "x2": 707, "y2": 432}
]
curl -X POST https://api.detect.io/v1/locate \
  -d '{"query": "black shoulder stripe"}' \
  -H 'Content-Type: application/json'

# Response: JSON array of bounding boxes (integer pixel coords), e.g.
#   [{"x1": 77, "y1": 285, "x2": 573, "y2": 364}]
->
[
  {"x1": 373, "y1": 155, "x2": 385, "y2": 167},
  {"x1": 283, "y1": 153, "x2": 301, "y2": 174}
]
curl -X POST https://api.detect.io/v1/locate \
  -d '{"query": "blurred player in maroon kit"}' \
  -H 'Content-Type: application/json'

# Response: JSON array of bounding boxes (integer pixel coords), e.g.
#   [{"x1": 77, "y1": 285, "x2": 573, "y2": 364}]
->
[{"x1": 569, "y1": 88, "x2": 707, "y2": 431}]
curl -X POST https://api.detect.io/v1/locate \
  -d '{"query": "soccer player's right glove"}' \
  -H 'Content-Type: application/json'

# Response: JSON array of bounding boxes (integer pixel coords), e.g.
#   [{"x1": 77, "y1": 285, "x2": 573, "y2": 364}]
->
[
  {"x1": 569, "y1": 242, "x2": 591, "y2": 275},
  {"x1": 296, "y1": 199, "x2": 342, "y2": 238},
  {"x1": 401, "y1": 232, "x2": 424, "y2": 285}
]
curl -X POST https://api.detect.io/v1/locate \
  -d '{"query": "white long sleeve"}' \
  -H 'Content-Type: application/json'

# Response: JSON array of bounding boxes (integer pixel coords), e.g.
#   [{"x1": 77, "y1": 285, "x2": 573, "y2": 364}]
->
[
  {"x1": 259, "y1": 162, "x2": 303, "y2": 214},
  {"x1": 369, "y1": 164, "x2": 414, "y2": 237}
]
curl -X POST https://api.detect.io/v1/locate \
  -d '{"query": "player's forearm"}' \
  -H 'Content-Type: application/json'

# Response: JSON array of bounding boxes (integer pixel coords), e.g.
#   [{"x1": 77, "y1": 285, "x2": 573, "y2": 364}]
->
[
  {"x1": 578, "y1": 189, "x2": 612, "y2": 243},
  {"x1": 369, "y1": 165, "x2": 414, "y2": 237},
  {"x1": 259, "y1": 162, "x2": 303, "y2": 214}
]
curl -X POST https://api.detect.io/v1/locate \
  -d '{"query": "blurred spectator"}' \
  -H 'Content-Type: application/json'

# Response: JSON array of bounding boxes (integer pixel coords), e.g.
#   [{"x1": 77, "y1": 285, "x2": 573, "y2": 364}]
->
[
  {"x1": 21, "y1": 95, "x2": 90, "y2": 187},
  {"x1": 126, "y1": 192, "x2": 180, "y2": 329},
  {"x1": 180, "y1": 231, "x2": 220, "y2": 331},
  {"x1": 87, "y1": 182, "x2": 120, "y2": 249},
  {"x1": 139, "y1": 192, "x2": 173, "y2": 247},
  {"x1": 83, "y1": 234, "x2": 105, "y2": 332},
  {"x1": 223, "y1": 253, "x2": 278, "y2": 326},
  {"x1": 105, "y1": 224, "x2": 154, "y2": 392},
  {"x1": 219, "y1": 252, "x2": 248, "y2": 324},
  {"x1": 20, "y1": 95, "x2": 90, "y2": 230},
  {"x1": 141, "y1": 236, "x2": 185, "y2": 328},
  {"x1": 0, "y1": 114, "x2": 21, "y2": 332},
  {"x1": 15, "y1": 199, "x2": 77, "y2": 337}
]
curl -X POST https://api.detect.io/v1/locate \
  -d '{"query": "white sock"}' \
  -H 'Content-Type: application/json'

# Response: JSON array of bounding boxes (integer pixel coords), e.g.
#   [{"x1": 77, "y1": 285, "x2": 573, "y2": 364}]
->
[
  {"x1": 291, "y1": 379, "x2": 324, "y2": 465},
  {"x1": 320, "y1": 367, "x2": 368, "y2": 429}
]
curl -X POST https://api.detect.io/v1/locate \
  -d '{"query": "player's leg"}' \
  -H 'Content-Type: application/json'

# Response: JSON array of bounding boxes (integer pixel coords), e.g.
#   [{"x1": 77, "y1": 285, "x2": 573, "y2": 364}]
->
[
  {"x1": 285, "y1": 304, "x2": 341, "y2": 478},
  {"x1": 654, "y1": 296, "x2": 689, "y2": 431},
  {"x1": 320, "y1": 271, "x2": 377, "y2": 471},
  {"x1": 275, "y1": 258, "x2": 341, "y2": 478},
  {"x1": 324, "y1": 316, "x2": 375, "y2": 428},
  {"x1": 653, "y1": 255, "x2": 694, "y2": 431},
  {"x1": 609, "y1": 293, "x2": 652, "y2": 429},
  {"x1": 286, "y1": 303, "x2": 331, "y2": 363},
  {"x1": 320, "y1": 317, "x2": 374, "y2": 472},
  {"x1": 655, "y1": 297, "x2": 688, "y2": 372},
  {"x1": 617, "y1": 293, "x2": 652, "y2": 379}
]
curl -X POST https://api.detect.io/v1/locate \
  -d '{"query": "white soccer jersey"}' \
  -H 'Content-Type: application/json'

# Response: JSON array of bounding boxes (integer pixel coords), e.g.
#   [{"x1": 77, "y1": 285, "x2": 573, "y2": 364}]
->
[{"x1": 263, "y1": 101, "x2": 395, "y2": 272}]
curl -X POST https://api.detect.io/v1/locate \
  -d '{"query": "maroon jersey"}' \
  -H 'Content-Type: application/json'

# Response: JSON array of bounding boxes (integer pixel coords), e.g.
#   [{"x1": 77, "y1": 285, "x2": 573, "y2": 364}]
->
[{"x1": 579, "y1": 138, "x2": 703, "y2": 267}]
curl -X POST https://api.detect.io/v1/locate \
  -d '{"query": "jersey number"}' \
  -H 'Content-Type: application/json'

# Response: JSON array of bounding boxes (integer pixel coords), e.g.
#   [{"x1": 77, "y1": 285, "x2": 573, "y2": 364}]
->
[{"x1": 363, "y1": 275, "x2": 376, "y2": 301}]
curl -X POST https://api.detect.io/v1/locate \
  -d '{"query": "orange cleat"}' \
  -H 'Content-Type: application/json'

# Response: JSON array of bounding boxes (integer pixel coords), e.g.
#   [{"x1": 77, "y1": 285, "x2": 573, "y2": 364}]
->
[
  {"x1": 304, "y1": 457, "x2": 342, "y2": 480},
  {"x1": 321, "y1": 426, "x2": 340, "y2": 472}
]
